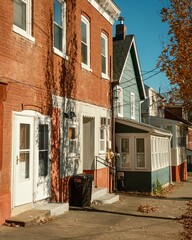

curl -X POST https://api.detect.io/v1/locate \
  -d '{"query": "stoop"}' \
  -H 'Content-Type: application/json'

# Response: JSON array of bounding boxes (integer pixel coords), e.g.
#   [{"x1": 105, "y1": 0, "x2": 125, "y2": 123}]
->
[
  {"x1": 5, "y1": 202, "x2": 69, "y2": 227},
  {"x1": 91, "y1": 186, "x2": 119, "y2": 205},
  {"x1": 5, "y1": 209, "x2": 51, "y2": 227},
  {"x1": 34, "y1": 202, "x2": 69, "y2": 216}
]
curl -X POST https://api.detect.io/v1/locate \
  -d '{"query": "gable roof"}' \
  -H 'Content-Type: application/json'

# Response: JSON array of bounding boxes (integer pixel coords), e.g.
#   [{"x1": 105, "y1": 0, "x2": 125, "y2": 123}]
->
[{"x1": 113, "y1": 35, "x2": 146, "y2": 100}]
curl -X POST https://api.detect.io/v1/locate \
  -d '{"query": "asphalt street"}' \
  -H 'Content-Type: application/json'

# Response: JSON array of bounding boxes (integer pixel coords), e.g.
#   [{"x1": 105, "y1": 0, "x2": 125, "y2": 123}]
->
[{"x1": 0, "y1": 178, "x2": 192, "y2": 240}]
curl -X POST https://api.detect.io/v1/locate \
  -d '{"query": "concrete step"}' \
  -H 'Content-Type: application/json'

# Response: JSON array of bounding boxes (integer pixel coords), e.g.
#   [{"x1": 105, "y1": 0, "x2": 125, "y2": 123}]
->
[
  {"x1": 34, "y1": 202, "x2": 69, "y2": 216},
  {"x1": 91, "y1": 186, "x2": 108, "y2": 201},
  {"x1": 92, "y1": 193, "x2": 119, "y2": 205},
  {"x1": 5, "y1": 202, "x2": 69, "y2": 227},
  {"x1": 5, "y1": 209, "x2": 51, "y2": 227}
]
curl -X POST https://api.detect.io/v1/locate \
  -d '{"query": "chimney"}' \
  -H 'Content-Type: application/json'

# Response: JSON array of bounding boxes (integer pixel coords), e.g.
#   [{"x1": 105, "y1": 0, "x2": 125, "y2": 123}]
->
[{"x1": 115, "y1": 16, "x2": 127, "y2": 40}]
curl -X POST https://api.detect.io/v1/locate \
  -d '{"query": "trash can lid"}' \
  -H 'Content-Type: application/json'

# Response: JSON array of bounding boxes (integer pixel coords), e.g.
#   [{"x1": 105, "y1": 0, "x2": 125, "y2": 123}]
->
[{"x1": 74, "y1": 173, "x2": 93, "y2": 180}]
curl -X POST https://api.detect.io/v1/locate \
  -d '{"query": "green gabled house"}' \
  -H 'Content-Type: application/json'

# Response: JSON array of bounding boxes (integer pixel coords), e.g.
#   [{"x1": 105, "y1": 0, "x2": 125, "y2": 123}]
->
[{"x1": 113, "y1": 17, "x2": 172, "y2": 192}]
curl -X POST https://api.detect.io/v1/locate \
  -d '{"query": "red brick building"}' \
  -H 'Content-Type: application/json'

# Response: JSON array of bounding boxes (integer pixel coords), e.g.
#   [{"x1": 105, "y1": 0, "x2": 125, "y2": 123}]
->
[{"x1": 0, "y1": 0, "x2": 120, "y2": 224}]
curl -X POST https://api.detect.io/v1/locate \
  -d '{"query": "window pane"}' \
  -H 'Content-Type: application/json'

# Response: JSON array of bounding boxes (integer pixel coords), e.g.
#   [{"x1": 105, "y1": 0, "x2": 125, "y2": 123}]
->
[
  {"x1": 81, "y1": 21, "x2": 87, "y2": 43},
  {"x1": 39, "y1": 151, "x2": 48, "y2": 177},
  {"x1": 69, "y1": 140, "x2": 77, "y2": 154},
  {"x1": 54, "y1": 25, "x2": 62, "y2": 50},
  {"x1": 20, "y1": 124, "x2": 30, "y2": 149},
  {"x1": 101, "y1": 37, "x2": 106, "y2": 55},
  {"x1": 39, "y1": 125, "x2": 48, "y2": 150},
  {"x1": 14, "y1": 0, "x2": 26, "y2": 30},
  {"x1": 136, "y1": 139, "x2": 144, "y2": 152},
  {"x1": 54, "y1": 0, "x2": 62, "y2": 26},
  {"x1": 121, "y1": 138, "x2": 129, "y2": 153},
  {"x1": 68, "y1": 127, "x2": 76, "y2": 140},
  {"x1": 19, "y1": 152, "x2": 29, "y2": 180},
  {"x1": 102, "y1": 55, "x2": 106, "y2": 74},
  {"x1": 100, "y1": 129, "x2": 105, "y2": 140},
  {"x1": 100, "y1": 141, "x2": 105, "y2": 151},
  {"x1": 137, "y1": 154, "x2": 145, "y2": 167},
  {"x1": 81, "y1": 42, "x2": 87, "y2": 64}
]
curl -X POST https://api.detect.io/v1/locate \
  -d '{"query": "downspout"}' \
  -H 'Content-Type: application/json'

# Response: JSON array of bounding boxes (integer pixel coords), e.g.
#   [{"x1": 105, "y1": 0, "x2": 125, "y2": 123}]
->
[
  {"x1": 111, "y1": 81, "x2": 119, "y2": 192},
  {"x1": 169, "y1": 134, "x2": 173, "y2": 184},
  {"x1": 0, "y1": 83, "x2": 7, "y2": 171}
]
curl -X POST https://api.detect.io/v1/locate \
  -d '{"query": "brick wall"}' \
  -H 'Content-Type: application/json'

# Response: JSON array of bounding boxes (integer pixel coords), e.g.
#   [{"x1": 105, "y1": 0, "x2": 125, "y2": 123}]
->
[
  {"x1": 0, "y1": 0, "x2": 114, "y2": 223},
  {"x1": 172, "y1": 161, "x2": 187, "y2": 182}
]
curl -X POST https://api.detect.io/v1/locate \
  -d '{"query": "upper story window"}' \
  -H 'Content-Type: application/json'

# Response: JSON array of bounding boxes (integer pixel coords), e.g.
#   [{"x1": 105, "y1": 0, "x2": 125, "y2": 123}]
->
[
  {"x1": 13, "y1": 0, "x2": 34, "y2": 41},
  {"x1": 81, "y1": 15, "x2": 91, "y2": 71},
  {"x1": 54, "y1": 0, "x2": 67, "y2": 59},
  {"x1": 130, "y1": 92, "x2": 135, "y2": 119},
  {"x1": 101, "y1": 33, "x2": 109, "y2": 79}
]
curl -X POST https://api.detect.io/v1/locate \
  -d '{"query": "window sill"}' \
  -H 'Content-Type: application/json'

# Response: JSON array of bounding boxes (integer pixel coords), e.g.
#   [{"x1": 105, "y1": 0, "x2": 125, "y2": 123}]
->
[
  {"x1": 117, "y1": 113, "x2": 123, "y2": 118},
  {"x1": 101, "y1": 73, "x2": 109, "y2": 80},
  {"x1": 13, "y1": 25, "x2": 35, "y2": 43},
  {"x1": 53, "y1": 48, "x2": 69, "y2": 60},
  {"x1": 135, "y1": 167, "x2": 147, "y2": 170},
  {"x1": 81, "y1": 63, "x2": 92, "y2": 72}
]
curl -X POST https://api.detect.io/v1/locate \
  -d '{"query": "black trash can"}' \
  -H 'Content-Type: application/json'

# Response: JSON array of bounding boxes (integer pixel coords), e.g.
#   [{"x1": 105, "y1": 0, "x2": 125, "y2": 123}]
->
[{"x1": 70, "y1": 174, "x2": 93, "y2": 207}]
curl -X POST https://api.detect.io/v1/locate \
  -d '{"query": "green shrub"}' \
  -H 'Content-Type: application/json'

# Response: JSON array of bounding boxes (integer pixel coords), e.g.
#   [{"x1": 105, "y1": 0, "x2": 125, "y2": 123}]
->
[{"x1": 153, "y1": 179, "x2": 163, "y2": 194}]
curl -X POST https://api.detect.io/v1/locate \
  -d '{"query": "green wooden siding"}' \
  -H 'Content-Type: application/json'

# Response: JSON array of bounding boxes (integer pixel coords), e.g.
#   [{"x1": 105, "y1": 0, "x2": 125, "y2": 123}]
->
[
  {"x1": 120, "y1": 53, "x2": 140, "y2": 122},
  {"x1": 117, "y1": 167, "x2": 170, "y2": 193}
]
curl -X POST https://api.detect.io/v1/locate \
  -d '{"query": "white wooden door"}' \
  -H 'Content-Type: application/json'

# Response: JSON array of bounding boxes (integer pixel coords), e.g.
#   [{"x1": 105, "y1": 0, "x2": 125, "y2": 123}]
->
[{"x1": 14, "y1": 115, "x2": 34, "y2": 206}]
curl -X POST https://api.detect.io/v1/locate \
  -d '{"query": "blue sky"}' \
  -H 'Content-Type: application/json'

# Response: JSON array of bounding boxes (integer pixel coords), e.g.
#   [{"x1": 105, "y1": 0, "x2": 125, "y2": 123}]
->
[{"x1": 113, "y1": 0, "x2": 171, "y2": 94}]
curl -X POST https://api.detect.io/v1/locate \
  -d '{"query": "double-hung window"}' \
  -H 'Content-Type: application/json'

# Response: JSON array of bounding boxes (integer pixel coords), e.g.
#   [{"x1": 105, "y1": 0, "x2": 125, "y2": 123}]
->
[
  {"x1": 130, "y1": 92, "x2": 135, "y2": 119},
  {"x1": 13, "y1": 0, "x2": 34, "y2": 41},
  {"x1": 115, "y1": 87, "x2": 123, "y2": 117},
  {"x1": 68, "y1": 127, "x2": 78, "y2": 157},
  {"x1": 54, "y1": 0, "x2": 67, "y2": 58},
  {"x1": 81, "y1": 16, "x2": 90, "y2": 70},
  {"x1": 136, "y1": 138, "x2": 145, "y2": 168},
  {"x1": 101, "y1": 33, "x2": 108, "y2": 79},
  {"x1": 99, "y1": 118, "x2": 108, "y2": 153}
]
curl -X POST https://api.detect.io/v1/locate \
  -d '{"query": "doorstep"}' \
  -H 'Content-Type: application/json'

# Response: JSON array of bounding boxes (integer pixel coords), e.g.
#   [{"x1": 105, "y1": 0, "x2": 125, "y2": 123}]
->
[{"x1": 5, "y1": 202, "x2": 69, "y2": 227}]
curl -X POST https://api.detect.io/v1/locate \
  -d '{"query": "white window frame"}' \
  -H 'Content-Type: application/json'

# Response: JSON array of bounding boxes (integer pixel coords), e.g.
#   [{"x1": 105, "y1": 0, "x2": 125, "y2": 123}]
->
[
  {"x1": 38, "y1": 123, "x2": 49, "y2": 178},
  {"x1": 101, "y1": 33, "x2": 109, "y2": 79},
  {"x1": 115, "y1": 87, "x2": 123, "y2": 117},
  {"x1": 53, "y1": 0, "x2": 68, "y2": 59},
  {"x1": 81, "y1": 15, "x2": 91, "y2": 71},
  {"x1": 13, "y1": 0, "x2": 35, "y2": 42},
  {"x1": 135, "y1": 138, "x2": 146, "y2": 169},
  {"x1": 130, "y1": 92, "x2": 135, "y2": 119},
  {"x1": 99, "y1": 117, "x2": 108, "y2": 154}
]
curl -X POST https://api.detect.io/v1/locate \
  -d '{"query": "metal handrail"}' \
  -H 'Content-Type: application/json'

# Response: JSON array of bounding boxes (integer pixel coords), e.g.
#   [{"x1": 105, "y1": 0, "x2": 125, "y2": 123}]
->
[{"x1": 95, "y1": 155, "x2": 115, "y2": 188}]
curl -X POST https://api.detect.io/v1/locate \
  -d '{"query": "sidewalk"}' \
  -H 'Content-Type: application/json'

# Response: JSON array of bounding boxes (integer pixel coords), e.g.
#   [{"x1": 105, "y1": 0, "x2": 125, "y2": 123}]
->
[
  {"x1": 0, "y1": 177, "x2": 192, "y2": 240},
  {"x1": 91, "y1": 177, "x2": 192, "y2": 220}
]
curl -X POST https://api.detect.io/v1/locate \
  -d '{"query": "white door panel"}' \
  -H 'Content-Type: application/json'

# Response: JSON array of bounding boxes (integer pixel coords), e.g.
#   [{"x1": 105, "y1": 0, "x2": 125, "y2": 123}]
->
[{"x1": 14, "y1": 115, "x2": 34, "y2": 206}]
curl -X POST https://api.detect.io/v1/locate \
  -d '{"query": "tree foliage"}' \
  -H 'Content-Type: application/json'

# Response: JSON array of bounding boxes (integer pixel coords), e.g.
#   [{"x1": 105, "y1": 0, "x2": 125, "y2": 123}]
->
[{"x1": 158, "y1": 0, "x2": 192, "y2": 111}]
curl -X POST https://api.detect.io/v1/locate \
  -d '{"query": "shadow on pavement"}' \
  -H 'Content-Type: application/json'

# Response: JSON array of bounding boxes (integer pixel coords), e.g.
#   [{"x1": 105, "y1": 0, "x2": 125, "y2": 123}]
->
[{"x1": 69, "y1": 206, "x2": 182, "y2": 221}]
